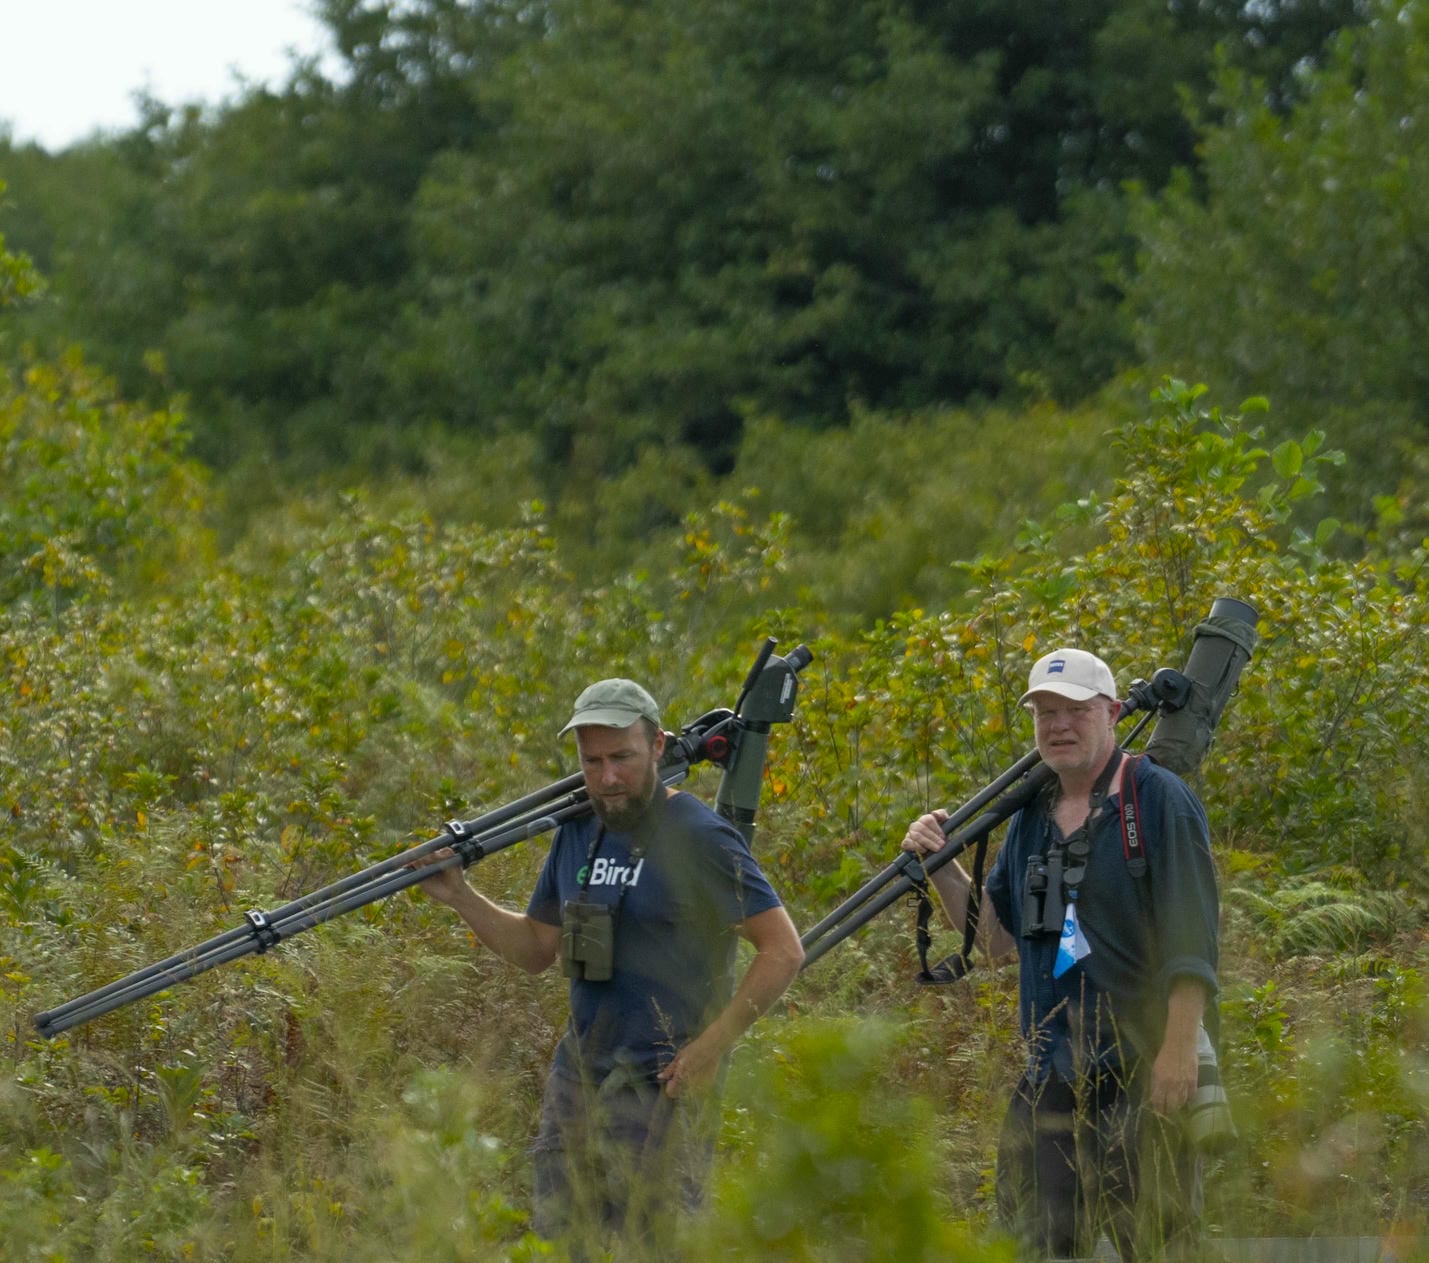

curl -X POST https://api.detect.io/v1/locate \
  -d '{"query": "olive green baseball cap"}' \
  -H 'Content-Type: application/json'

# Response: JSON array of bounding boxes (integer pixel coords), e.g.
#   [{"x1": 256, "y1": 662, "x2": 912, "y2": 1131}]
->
[{"x1": 558, "y1": 678, "x2": 661, "y2": 736}]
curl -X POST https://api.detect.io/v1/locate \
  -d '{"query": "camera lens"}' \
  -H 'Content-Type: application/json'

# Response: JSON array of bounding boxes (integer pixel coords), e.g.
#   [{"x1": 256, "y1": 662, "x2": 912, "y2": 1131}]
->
[{"x1": 1184, "y1": 1026, "x2": 1237, "y2": 1154}]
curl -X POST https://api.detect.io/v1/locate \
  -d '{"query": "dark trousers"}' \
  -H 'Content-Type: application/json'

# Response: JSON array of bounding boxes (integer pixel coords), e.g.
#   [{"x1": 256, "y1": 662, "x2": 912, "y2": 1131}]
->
[
  {"x1": 995, "y1": 1069, "x2": 1203, "y2": 1261},
  {"x1": 530, "y1": 1063, "x2": 716, "y2": 1249}
]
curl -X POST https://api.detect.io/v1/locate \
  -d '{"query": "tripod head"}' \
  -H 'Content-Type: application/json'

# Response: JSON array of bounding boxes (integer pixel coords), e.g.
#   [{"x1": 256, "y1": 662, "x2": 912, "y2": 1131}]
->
[
  {"x1": 664, "y1": 708, "x2": 736, "y2": 766},
  {"x1": 1125, "y1": 667, "x2": 1192, "y2": 716},
  {"x1": 662, "y1": 639, "x2": 813, "y2": 844}
]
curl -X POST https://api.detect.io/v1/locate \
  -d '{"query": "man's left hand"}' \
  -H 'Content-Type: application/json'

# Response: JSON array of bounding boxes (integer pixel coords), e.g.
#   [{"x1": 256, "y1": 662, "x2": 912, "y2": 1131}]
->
[
  {"x1": 657, "y1": 1030, "x2": 725, "y2": 1098},
  {"x1": 1148, "y1": 1035, "x2": 1198, "y2": 1113},
  {"x1": 1150, "y1": 978, "x2": 1208, "y2": 1114}
]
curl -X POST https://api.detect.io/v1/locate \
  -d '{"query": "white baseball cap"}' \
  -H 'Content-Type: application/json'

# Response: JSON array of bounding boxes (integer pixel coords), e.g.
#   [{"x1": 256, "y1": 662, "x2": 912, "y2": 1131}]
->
[{"x1": 1018, "y1": 648, "x2": 1118, "y2": 706}]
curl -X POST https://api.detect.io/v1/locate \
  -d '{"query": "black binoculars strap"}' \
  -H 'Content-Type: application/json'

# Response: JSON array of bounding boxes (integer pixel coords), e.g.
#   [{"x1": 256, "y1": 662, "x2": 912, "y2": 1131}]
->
[
  {"x1": 1047, "y1": 749, "x2": 1128, "y2": 897},
  {"x1": 579, "y1": 824, "x2": 608, "y2": 890},
  {"x1": 577, "y1": 823, "x2": 645, "y2": 926},
  {"x1": 912, "y1": 827, "x2": 989, "y2": 986}
]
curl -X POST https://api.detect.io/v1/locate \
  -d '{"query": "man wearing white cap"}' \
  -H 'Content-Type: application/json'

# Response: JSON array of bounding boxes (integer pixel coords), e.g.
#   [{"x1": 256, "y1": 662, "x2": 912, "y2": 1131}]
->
[
  {"x1": 416, "y1": 677, "x2": 804, "y2": 1248},
  {"x1": 902, "y1": 647, "x2": 1219, "y2": 1260}
]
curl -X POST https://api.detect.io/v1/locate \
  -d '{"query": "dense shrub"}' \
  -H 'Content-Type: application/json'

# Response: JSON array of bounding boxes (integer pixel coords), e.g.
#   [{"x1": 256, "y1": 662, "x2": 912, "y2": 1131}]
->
[{"x1": 2, "y1": 366, "x2": 1425, "y2": 1255}]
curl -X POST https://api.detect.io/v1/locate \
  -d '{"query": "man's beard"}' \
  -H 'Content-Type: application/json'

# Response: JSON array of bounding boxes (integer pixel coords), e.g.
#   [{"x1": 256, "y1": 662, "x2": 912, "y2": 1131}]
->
[{"x1": 591, "y1": 766, "x2": 660, "y2": 832}]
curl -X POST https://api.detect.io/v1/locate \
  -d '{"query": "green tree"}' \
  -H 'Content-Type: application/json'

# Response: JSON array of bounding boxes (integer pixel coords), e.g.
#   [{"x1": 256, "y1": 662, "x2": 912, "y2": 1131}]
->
[
  {"x1": 0, "y1": 179, "x2": 42, "y2": 314},
  {"x1": 398, "y1": 0, "x2": 1204, "y2": 474},
  {"x1": 1, "y1": 0, "x2": 1373, "y2": 484},
  {"x1": 0, "y1": 2, "x2": 544, "y2": 469},
  {"x1": 1128, "y1": 0, "x2": 1429, "y2": 541}
]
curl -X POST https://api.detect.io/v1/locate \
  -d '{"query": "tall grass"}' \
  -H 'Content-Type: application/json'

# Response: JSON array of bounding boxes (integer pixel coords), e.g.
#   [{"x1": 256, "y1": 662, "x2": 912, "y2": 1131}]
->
[{"x1": 2, "y1": 369, "x2": 1426, "y2": 1257}]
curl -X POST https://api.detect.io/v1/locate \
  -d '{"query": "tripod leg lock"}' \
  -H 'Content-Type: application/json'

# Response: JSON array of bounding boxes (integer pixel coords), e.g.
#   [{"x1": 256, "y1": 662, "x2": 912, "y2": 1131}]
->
[{"x1": 244, "y1": 909, "x2": 282, "y2": 953}]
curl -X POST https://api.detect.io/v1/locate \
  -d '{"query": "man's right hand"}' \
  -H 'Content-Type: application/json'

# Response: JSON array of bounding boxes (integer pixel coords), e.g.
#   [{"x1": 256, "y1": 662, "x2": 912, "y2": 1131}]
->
[
  {"x1": 899, "y1": 809, "x2": 1012, "y2": 959},
  {"x1": 407, "y1": 846, "x2": 468, "y2": 906},
  {"x1": 902, "y1": 809, "x2": 950, "y2": 857},
  {"x1": 404, "y1": 851, "x2": 561, "y2": 973}
]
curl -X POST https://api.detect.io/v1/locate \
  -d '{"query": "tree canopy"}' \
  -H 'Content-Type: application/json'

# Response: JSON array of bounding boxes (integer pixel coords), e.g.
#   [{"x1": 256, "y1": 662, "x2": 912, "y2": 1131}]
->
[
  {"x1": 1130, "y1": 0, "x2": 1429, "y2": 547},
  {"x1": 0, "y1": 0, "x2": 1381, "y2": 481}
]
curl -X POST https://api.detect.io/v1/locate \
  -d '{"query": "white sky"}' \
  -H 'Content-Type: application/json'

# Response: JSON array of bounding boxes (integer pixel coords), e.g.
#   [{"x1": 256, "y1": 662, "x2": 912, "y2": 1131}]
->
[{"x1": 0, "y1": 1, "x2": 337, "y2": 151}]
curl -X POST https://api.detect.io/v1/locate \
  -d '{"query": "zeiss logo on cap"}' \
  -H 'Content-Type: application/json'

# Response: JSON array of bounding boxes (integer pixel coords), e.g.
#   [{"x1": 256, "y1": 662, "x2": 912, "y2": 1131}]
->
[{"x1": 1047, "y1": 658, "x2": 1067, "y2": 675}]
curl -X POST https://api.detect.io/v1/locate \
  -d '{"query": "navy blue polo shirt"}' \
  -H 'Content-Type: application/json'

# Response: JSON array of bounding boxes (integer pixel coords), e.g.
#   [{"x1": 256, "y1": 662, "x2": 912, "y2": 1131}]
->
[
  {"x1": 987, "y1": 754, "x2": 1219, "y2": 1082},
  {"x1": 528, "y1": 789, "x2": 782, "y2": 1083}
]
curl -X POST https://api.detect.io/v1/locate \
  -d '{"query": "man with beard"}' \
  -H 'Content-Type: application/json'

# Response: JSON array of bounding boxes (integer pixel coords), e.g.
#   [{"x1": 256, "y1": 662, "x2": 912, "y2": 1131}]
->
[
  {"x1": 415, "y1": 678, "x2": 804, "y2": 1246},
  {"x1": 901, "y1": 648, "x2": 1219, "y2": 1261}
]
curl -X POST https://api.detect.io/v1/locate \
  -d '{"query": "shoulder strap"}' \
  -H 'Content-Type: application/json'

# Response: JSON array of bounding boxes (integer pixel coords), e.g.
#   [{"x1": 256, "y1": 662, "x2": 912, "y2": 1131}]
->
[
  {"x1": 1119, "y1": 753, "x2": 1147, "y2": 877},
  {"x1": 912, "y1": 829, "x2": 988, "y2": 986}
]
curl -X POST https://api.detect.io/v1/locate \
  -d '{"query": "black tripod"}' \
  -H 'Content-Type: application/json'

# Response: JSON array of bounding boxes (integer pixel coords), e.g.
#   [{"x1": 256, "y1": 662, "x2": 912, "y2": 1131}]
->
[
  {"x1": 34, "y1": 640, "x2": 812, "y2": 1038},
  {"x1": 799, "y1": 597, "x2": 1258, "y2": 970}
]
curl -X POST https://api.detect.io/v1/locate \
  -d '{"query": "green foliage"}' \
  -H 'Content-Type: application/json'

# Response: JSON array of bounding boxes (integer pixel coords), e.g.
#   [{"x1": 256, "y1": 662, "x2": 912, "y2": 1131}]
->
[
  {"x1": 720, "y1": 399, "x2": 1117, "y2": 621},
  {"x1": 0, "y1": 351, "x2": 210, "y2": 608},
  {"x1": 0, "y1": 179, "x2": 42, "y2": 312},
  {"x1": 1129, "y1": 0, "x2": 1429, "y2": 540},
  {"x1": 1213, "y1": 960, "x2": 1429, "y2": 1238},
  {"x1": 394, "y1": 0, "x2": 1221, "y2": 467},
  {"x1": 0, "y1": 0, "x2": 1372, "y2": 478},
  {"x1": 771, "y1": 380, "x2": 1429, "y2": 904},
  {"x1": 694, "y1": 1018, "x2": 1010, "y2": 1261},
  {"x1": 0, "y1": 0, "x2": 536, "y2": 469},
  {"x1": 1228, "y1": 873, "x2": 1415, "y2": 959},
  {"x1": 0, "y1": 357, "x2": 1425, "y2": 1252}
]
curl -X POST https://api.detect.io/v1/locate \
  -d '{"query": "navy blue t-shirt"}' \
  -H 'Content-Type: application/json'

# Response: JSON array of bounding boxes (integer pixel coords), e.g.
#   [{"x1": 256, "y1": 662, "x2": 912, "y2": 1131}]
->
[
  {"x1": 527, "y1": 789, "x2": 783, "y2": 1083},
  {"x1": 987, "y1": 754, "x2": 1219, "y2": 1082}
]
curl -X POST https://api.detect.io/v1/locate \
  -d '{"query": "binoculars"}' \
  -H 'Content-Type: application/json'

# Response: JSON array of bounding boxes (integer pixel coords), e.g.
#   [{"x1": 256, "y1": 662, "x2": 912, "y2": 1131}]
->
[
  {"x1": 559, "y1": 898, "x2": 616, "y2": 982},
  {"x1": 1021, "y1": 851, "x2": 1067, "y2": 939}
]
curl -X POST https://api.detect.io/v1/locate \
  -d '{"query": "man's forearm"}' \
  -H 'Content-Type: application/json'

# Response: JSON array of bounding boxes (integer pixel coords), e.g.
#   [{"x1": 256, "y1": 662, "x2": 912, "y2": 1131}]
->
[
  {"x1": 930, "y1": 860, "x2": 974, "y2": 931},
  {"x1": 1148, "y1": 977, "x2": 1208, "y2": 1112},
  {"x1": 440, "y1": 883, "x2": 556, "y2": 974},
  {"x1": 929, "y1": 862, "x2": 1015, "y2": 960},
  {"x1": 658, "y1": 909, "x2": 803, "y2": 1096},
  {"x1": 705, "y1": 939, "x2": 804, "y2": 1050},
  {"x1": 1162, "y1": 977, "x2": 1207, "y2": 1056}
]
